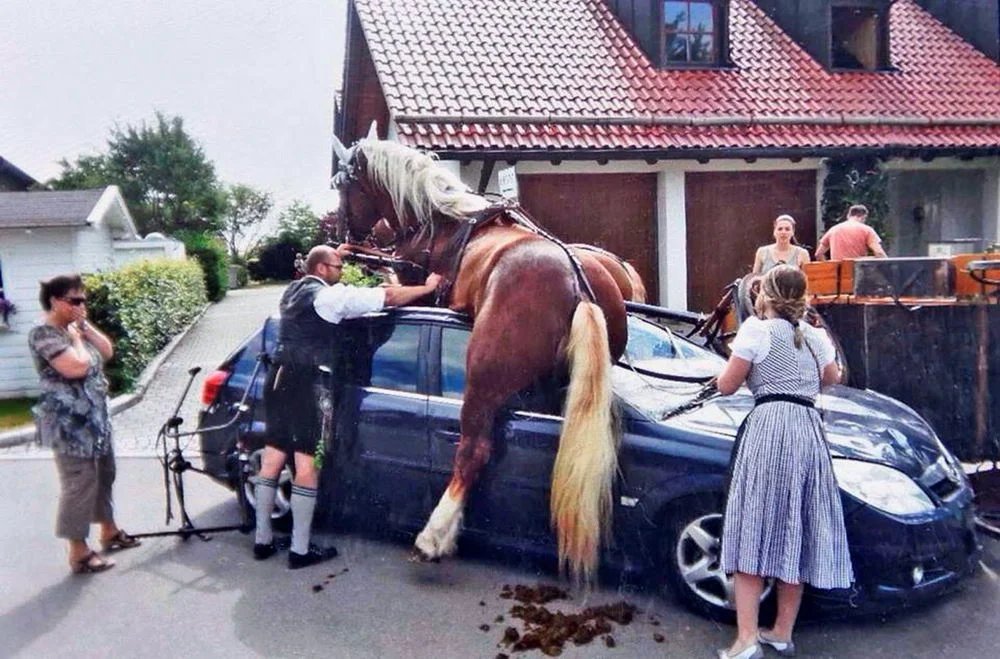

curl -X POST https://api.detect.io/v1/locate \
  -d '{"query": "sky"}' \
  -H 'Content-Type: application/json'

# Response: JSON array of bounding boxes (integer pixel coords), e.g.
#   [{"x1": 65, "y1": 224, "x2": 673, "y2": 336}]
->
[{"x1": 0, "y1": 0, "x2": 349, "y2": 227}]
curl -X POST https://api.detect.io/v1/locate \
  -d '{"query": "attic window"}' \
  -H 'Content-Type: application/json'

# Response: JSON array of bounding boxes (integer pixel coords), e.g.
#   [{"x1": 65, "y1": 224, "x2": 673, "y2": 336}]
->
[
  {"x1": 662, "y1": 1, "x2": 722, "y2": 66},
  {"x1": 831, "y1": 6, "x2": 887, "y2": 71}
]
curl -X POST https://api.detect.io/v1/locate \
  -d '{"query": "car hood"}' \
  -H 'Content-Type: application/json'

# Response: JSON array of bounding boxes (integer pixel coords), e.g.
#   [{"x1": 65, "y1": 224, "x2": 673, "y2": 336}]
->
[{"x1": 668, "y1": 384, "x2": 945, "y2": 477}]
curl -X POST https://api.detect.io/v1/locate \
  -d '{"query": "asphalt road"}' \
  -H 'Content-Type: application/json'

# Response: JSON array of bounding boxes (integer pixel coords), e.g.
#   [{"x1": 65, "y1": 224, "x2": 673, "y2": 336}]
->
[{"x1": 1, "y1": 457, "x2": 999, "y2": 658}]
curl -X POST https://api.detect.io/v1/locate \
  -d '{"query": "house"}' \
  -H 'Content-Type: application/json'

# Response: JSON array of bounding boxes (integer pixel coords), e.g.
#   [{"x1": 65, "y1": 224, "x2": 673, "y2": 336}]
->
[
  {"x1": 0, "y1": 156, "x2": 36, "y2": 192},
  {"x1": 0, "y1": 185, "x2": 184, "y2": 398},
  {"x1": 333, "y1": 0, "x2": 1000, "y2": 311}
]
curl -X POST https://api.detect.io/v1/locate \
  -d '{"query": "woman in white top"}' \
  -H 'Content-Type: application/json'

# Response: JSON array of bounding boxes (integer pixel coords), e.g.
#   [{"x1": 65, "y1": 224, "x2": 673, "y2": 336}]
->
[{"x1": 752, "y1": 215, "x2": 811, "y2": 274}]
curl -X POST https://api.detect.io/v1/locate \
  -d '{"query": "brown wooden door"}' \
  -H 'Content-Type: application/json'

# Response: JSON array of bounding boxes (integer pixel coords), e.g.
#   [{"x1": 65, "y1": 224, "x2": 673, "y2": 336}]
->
[
  {"x1": 518, "y1": 173, "x2": 658, "y2": 302},
  {"x1": 685, "y1": 170, "x2": 817, "y2": 313}
]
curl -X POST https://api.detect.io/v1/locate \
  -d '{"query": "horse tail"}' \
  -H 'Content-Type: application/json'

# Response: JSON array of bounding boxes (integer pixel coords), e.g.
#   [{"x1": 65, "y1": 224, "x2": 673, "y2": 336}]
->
[
  {"x1": 623, "y1": 262, "x2": 647, "y2": 303},
  {"x1": 550, "y1": 301, "x2": 618, "y2": 584}
]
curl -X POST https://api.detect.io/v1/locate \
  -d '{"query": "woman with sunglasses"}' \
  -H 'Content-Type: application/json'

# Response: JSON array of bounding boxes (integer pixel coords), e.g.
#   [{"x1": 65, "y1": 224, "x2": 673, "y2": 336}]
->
[{"x1": 28, "y1": 274, "x2": 140, "y2": 574}]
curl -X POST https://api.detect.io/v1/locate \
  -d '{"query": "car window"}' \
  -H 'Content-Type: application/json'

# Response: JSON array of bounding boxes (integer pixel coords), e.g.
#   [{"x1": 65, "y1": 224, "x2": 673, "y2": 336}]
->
[
  {"x1": 441, "y1": 328, "x2": 470, "y2": 399},
  {"x1": 369, "y1": 323, "x2": 421, "y2": 393},
  {"x1": 623, "y1": 315, "x2": 725, "y2": 378},
  {"x1": 439, "y1": 326, "x2": 563, "y2": 415}
]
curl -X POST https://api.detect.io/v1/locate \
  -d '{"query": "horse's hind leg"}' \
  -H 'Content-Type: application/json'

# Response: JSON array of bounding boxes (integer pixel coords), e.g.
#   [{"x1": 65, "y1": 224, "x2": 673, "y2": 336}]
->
[{"x1": 413, "y1": 399, "x2": 498, "y2": 561}]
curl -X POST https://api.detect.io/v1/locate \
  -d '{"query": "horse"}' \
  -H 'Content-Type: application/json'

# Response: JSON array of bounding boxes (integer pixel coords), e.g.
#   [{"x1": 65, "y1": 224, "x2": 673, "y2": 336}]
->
[
  {"x1": 332, "y1": 131, "x2": 629, "y2": 582},
  {"x1": 568, "y1": 244, "x2": 647, "y2": 304}
]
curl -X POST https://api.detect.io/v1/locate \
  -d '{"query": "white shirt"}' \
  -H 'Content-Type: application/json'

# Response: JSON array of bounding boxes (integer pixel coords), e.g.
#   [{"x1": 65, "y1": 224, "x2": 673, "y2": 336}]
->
[
  {"x1": 311, "y1": 280, "x2": 386, "y2": 324},
  {"x1": 730, "y1": 316, "x2": 836, "y2": 366}
]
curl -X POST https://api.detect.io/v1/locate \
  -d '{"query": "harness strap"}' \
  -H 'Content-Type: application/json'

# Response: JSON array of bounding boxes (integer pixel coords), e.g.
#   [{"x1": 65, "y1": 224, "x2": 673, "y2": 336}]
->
[
  {"x1": 501, "y1": 202, "x2": 599, "y2": 303},
  {"x1": 434, "y1": 206, "x2": 506, "y2": 306}
]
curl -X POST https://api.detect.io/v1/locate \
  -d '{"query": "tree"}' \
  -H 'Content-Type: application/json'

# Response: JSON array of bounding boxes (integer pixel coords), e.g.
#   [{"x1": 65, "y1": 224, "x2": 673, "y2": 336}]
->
[
  {"x1": 220, "y1": 183, "x2": 273, "y2": 261},
  {"x1": 275, "y1": 200, "x2": 321, "y2": 251},
  {"x1": 49, "y1": 112, "x2": 225, "y2": 236}
]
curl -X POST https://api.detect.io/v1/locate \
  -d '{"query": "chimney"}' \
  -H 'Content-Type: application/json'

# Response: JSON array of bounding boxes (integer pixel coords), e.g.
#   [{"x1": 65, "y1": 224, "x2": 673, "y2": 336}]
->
[{"x1": 915, "y1": 0, "x2": 999, "y2": 63}]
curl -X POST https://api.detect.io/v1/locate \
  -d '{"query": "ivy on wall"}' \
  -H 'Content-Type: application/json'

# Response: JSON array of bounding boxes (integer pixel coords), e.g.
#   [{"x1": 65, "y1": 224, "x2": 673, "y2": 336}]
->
[{"x1": 820, "y1": 157, "x2": 891, "y2": 249}]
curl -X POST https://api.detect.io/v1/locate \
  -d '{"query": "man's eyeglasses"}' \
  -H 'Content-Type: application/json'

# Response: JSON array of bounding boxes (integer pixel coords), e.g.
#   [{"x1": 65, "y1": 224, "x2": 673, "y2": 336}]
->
[
  {"x1": 61, "y1": 296, "x2": 88, "y2": 306},
  {"x1": 323, "y1": 262, "x2": 343, "y2": 270}
]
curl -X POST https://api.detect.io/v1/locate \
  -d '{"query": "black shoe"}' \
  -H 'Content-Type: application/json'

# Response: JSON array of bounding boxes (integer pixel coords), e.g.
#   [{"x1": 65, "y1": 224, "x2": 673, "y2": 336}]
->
[
  {"x1": 253, "y1": 536, "x2": 290, "y2": 560},
  {"x1": 253, "y1": 542, "x2": 277, "y2": 560},
  {"x1": 288, "y1": 544, "x2": 338, "y2": 570}
]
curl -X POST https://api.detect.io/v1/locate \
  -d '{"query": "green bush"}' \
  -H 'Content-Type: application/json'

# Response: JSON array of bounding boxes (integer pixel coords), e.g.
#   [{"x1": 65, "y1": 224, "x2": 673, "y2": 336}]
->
[
  {"x1": 179, "y1": 231, "x2": 230, "y2": 301},
  {"x1": 251, "y1": 239, "x2": 300, "y2": 280},
  {"x1": 234, "y1": 264, "x2": 249, "y2": 288},
  {"x1": 341, "y1": 263, "x2": 381, "y2": 287},
  {"x1": 84, "y1": 259, "x2": 207, "y2": 392}
]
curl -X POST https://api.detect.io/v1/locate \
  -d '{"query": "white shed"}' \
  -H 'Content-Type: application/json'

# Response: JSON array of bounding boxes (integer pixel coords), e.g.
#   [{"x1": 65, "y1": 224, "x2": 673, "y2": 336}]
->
[{"x1": 0, "y1": 186, "x2": 184, "y2": 398}]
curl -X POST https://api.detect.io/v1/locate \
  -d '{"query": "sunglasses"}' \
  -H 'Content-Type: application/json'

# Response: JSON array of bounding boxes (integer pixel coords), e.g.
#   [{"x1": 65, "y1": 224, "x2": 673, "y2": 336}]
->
[{"x1": 61, "y1": 296, "x2": 88, "y2": 306}]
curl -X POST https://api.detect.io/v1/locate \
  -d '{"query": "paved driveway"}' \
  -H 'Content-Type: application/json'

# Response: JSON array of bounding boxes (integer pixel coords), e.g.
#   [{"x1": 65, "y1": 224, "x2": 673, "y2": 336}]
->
[{"x1": 0, "y1": 285, "x2": 283, "y2": 458}]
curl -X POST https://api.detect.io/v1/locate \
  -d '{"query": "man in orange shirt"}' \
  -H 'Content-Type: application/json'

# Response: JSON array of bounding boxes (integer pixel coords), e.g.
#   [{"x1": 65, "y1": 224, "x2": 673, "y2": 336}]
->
[{"x1": 815, "y1": 205, "x2": 888, "y2": 261}]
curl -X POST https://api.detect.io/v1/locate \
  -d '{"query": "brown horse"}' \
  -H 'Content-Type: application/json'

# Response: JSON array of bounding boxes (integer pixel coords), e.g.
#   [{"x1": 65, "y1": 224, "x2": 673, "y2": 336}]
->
[{"x1": 333, "y1": 135, "x2": 629, "y2": 582}]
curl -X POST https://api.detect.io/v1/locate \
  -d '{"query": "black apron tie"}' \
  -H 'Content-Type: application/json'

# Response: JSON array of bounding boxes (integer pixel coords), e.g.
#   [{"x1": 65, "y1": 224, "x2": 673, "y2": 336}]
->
[{"x1": 754, "y1": 393, "x2": 815, "y2": 408}]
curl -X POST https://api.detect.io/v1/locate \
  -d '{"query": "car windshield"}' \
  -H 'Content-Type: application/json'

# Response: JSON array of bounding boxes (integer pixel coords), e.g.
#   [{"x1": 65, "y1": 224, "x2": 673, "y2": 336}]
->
[{"x1": 613, "y1": 316, "x2": 727, "y2": 420}]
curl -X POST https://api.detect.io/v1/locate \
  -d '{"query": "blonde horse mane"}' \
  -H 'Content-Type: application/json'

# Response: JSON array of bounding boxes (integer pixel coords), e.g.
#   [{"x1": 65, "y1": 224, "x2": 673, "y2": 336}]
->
[{"x1": 356, "y1": 140, "x2": 489, "y2": 228}]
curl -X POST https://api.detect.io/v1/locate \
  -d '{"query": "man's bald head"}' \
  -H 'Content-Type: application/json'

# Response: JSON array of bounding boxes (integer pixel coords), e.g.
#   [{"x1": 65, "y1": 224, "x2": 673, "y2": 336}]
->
[{"x1": 305, "y1": 246, "x2": 340, "y2": 275}]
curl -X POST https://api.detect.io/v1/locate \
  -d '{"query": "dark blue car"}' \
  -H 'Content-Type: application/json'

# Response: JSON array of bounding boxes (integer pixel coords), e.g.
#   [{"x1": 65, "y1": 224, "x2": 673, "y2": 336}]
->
[{"x1": 198, "y1": 305, "x2": 980, "y2": 620}]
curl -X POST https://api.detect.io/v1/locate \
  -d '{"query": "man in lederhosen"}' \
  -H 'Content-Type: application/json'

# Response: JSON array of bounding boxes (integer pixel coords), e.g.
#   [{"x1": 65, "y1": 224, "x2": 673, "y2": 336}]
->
[{"x1": 253, "y1": 245, "x2": 441, "y2": 569}]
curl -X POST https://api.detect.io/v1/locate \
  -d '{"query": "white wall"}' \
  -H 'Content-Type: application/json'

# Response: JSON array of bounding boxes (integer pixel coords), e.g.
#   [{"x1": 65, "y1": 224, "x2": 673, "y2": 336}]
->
[
  {"x1": 113, "y1": 238, "x2": 186, "y2": 267},
  {"x1": 0, "y1": 228, "x2": 78, "y2": 398}
]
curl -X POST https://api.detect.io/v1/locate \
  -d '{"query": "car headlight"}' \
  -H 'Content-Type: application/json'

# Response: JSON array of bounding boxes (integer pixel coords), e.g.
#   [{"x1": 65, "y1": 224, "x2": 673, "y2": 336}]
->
[{"x1": 832, "y1": 459, "x2": 935, "y2": 516}]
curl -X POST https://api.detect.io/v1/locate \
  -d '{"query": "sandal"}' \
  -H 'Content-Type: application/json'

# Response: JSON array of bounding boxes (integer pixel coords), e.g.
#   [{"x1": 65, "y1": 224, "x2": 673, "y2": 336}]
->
[
  {"x1": 100, "y1": 530, "x2": 142, "y2": 552},
  {"x1": 70, "y1": 551, "x2": 115, "y2": 574}
]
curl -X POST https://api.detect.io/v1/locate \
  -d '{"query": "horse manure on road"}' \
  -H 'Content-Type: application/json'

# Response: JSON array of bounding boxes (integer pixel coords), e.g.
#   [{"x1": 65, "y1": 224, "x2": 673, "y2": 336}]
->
[{"x1": 489, "y1": 583, "x2": 639, "y2": 656}]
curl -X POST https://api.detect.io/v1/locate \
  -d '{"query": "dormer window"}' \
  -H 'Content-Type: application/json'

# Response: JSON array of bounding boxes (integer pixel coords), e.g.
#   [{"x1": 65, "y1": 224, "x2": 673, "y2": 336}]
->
[
  {"x1": 831, "y1": 4, "x2": 889, "y2": 70},
  {"x1": 662, "y1": 1, "x2": 726, "y2": 66}
]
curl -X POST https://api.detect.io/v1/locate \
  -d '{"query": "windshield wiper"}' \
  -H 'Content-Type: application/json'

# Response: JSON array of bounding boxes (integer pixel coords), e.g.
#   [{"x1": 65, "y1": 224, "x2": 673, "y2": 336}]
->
[{"x1": 617, "y1": 360, "x2": 716, "y2": 384}]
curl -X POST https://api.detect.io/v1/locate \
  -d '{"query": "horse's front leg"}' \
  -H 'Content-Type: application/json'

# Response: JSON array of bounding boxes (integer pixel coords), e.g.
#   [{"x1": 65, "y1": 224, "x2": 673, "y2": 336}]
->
[{"x1": 413, "y1": 408, "x2": 494, "y2": 561}]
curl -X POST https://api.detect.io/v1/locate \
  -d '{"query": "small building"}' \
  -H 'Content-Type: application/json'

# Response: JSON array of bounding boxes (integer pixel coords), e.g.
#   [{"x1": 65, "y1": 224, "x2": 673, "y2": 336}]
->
[
  {"x1": 0, "y1": 185, "x2": 184, "y2": 398},
  {"x1": 334, "y1": 0, "x2": 1000, "y2": 312}
]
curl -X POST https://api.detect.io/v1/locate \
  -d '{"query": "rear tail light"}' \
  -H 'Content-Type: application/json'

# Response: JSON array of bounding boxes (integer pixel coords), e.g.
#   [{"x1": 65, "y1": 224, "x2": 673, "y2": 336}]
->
[{"x1": 201, "y1": 369, "x2": 230, "y2": 406}]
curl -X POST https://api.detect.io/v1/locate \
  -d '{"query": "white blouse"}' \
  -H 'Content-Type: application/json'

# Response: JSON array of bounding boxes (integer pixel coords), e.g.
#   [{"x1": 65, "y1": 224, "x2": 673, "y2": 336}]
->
[{"x1": 730, "y1": 316, "x2": 836, "y2": 366}]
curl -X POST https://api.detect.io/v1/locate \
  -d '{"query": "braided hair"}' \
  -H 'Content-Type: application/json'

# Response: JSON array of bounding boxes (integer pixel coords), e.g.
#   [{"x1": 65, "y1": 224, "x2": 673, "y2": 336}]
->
[{"x1": 758, "y1": 265, "x2": 808, "y2": 348}]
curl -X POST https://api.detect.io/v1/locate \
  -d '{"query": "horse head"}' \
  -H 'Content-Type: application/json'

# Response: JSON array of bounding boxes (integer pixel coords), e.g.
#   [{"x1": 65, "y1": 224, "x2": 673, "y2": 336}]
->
[
  {"x1": 332, "y1": 122, "x2": 388, "y2": 244},
  {"x1": 332, "y1": 125, "x2": 489, "y2": 246}
]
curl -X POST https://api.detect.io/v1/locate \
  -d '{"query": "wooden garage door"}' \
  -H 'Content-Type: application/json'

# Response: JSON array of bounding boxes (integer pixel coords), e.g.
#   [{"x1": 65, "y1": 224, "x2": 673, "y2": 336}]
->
[
  {"x1": 685, "y1": 170, "x2": 816, "y2": 313},
  {"x1": 518, "y1": 173, "x2": 658, "y2": 302}
]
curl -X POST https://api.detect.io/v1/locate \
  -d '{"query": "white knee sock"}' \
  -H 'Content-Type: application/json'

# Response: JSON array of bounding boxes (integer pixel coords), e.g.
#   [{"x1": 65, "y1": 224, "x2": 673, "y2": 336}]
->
[
  {"x1": 254, "y1": 477, "x2": 278, "y2": 545},
  {"x1": 290, "y1": 484, "x2": 317, "y2": 555}
]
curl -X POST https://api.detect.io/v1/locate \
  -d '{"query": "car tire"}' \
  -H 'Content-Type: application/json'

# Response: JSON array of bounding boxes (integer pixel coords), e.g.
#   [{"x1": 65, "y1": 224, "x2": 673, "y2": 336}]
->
[
  {"x1": 659, "y1": 494, "x2": 775, "y2": 623},
  {"x1": 239, "y1": 448, "x2": 294, "y2": 532}
]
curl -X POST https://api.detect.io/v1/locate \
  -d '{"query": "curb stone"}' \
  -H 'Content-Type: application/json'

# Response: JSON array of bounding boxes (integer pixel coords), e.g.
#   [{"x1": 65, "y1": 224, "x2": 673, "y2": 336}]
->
[{"x1": 0, "y1": 303, "x2": 211, "y2": 449}]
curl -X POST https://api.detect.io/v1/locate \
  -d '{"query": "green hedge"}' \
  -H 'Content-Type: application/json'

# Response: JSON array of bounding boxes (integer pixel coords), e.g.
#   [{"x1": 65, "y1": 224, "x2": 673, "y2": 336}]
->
[
  {"x1": 84, "y1": 258, "x2": 207, "y2": 392},
  {"x1": 180, "y1": 231, "x2": 229, "y2": 301}
]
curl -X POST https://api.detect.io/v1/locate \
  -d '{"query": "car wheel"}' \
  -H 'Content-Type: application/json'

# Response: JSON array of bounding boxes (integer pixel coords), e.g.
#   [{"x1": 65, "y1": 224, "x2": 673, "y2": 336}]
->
[
  {"x1": 660, "y1": 496, "x2": 775, "y2": 622},
  {"x1": 240, "y1": 448, "x2": 293, "y2": 532}
]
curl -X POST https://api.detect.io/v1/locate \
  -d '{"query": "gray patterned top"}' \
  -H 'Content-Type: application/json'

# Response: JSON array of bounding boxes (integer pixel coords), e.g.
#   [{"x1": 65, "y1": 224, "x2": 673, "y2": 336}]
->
[{"x1": 27, "y1": 324, "x2": 112, "y2": 457}]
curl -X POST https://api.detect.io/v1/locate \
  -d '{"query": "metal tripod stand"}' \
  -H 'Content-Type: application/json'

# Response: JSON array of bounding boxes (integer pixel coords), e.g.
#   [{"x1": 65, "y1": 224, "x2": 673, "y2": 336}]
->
[{"x1": 131, "y1": 356, "x2": 266, "y2": 542}]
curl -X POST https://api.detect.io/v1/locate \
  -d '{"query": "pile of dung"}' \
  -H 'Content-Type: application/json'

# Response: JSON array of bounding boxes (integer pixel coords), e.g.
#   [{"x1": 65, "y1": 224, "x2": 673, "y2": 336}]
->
[{"x1": 491, "y1": 583, "x2": 637, "y2": 656}]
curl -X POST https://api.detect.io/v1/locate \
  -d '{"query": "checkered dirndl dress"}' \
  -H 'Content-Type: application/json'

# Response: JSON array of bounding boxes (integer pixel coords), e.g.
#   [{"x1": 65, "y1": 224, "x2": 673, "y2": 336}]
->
[{"x1": 720, "y1": 318, "x2": 854, "y2": 589}]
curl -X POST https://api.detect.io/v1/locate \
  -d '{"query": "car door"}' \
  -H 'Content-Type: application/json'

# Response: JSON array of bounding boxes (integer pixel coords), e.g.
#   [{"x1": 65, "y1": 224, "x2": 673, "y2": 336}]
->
[
  {"x1": 427, "y1": 325, "x2": 562, "y2": 548},
  {"x1": 338, "y1": 320, "x2": 433, "y2": 530}
]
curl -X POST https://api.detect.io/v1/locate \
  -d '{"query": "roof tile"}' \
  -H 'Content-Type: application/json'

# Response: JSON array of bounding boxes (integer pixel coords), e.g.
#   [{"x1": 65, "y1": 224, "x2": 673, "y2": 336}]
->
[{"x1": 355, "y1": 0, "x2": 1000, "y2": 151}]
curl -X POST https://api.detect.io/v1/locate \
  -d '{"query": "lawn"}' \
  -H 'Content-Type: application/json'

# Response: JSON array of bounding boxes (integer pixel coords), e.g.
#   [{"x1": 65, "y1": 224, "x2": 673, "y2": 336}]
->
[{"x1": 0, "y1": 398, "x2": 35, "y2": 430}]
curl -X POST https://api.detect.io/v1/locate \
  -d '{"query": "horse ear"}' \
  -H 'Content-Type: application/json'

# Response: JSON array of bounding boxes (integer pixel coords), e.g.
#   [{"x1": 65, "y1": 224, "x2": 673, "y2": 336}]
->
[
  {"x1": 367, "y1": 121, "x2": 379, "y2": 141},
  {"x1": 332, "y1": 135, "x2": 350, "y2": 167}
]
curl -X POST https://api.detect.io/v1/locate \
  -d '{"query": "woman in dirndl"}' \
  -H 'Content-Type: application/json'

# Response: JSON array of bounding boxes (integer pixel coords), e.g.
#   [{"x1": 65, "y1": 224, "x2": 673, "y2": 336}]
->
[{"x1": 714, "y1": 265, "x2": 853, "y2": 659}]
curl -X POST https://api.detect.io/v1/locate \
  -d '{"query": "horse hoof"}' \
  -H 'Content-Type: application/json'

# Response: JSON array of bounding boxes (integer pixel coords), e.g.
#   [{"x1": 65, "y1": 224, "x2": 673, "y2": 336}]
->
[{"x1": 409, "y1": 548, "x2": 438, "y2": 563}]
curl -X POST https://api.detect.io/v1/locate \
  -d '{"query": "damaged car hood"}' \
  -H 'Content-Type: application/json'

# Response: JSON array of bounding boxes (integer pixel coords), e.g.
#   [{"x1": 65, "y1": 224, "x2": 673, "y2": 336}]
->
[{"x1": 667, "y1": 385, "x2": 945, "y2": 477}]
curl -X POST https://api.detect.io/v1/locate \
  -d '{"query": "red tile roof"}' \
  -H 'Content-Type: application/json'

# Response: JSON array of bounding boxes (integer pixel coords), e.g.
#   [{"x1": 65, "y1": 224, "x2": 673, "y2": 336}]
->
[{"x1": 352, "y1": 0, "x2": 1000, "y2": 153}]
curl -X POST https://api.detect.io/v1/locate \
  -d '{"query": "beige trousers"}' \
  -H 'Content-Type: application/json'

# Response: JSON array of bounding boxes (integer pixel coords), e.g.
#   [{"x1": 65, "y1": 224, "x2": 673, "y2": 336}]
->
[{"x1": 53, "y1": 451, "x2": 116, "y2": 540}]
